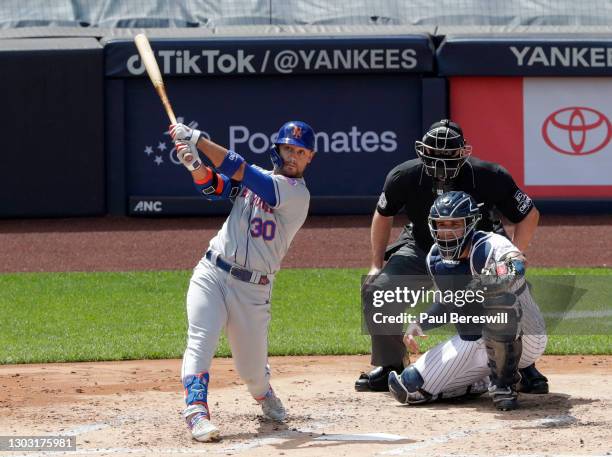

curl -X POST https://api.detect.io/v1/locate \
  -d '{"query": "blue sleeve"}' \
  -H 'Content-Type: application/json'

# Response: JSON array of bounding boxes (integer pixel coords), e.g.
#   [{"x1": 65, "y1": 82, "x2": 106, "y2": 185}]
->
[{"x1": 242, "y1": 165, "x2": 277, "y2": 207}]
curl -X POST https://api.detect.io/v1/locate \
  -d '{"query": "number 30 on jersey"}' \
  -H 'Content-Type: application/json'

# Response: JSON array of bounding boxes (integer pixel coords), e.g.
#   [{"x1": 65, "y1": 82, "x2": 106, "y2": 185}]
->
[{"x1": 250, "y1": 217, "x2": 276, "y2": 241}]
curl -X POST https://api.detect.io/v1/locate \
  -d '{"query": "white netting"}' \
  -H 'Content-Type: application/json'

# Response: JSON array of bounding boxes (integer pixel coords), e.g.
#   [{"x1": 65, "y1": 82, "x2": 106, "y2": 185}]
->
[{"x1": 1, "y1": 0, "x2": 610, "y2": 28}]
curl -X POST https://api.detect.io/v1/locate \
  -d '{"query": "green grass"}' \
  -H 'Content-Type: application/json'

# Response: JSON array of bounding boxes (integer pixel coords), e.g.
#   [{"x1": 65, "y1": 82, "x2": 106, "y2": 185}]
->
[{"x1": 0, "y1": 268, "x2": 610, "y2": 364}]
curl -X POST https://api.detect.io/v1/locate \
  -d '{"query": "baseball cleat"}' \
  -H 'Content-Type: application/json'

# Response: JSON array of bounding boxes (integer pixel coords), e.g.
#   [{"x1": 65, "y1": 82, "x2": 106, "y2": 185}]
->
[
  {"x1": 355, "y1": 365, "x2": 402, "y2": 392},
  {"x1": 467, "y1": 376, "x2": 490, "y2": 397},
  {"x1": 517, "y1": 364, "x2": 549, "y2": 394},
  {"x1": 497, "y1": 399, "x2": 519, "y2": 411},
  {"x1": 388, "y1": 371, "x2": 432, "y2": 405},
  {"x1": 488, "y1": 385, "x2": 519, "y2": 411},
  {"x1": 184, "y1": 404, "x2": 221, "y2": 442},
  {"x1": 388, "y1": 371, "x2": 409, "y2": 404},
  {"x1": 257, "y1": 387, "x2": 287, "y2": 421}
]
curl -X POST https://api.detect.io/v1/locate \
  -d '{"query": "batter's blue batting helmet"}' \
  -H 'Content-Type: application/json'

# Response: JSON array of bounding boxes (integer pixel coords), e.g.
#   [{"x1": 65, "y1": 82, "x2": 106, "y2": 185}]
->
[
  {"x1": 271, "y1": 121, "x2": 315, "y2": 169},
  {"x1": 429, "y1": 191, "x2": 482, "y2": 263}
]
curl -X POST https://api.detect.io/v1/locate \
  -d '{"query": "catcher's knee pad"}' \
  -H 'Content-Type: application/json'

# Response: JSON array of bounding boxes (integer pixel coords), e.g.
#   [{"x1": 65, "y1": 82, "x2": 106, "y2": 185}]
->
[
  {"x1": 183, "y1": 372, "x2": 209, "y2": 406},
  {"x1": 388, "y1": 366, "x2": 433, "y2": 405},
  {"x1": 482, "y1": 293, "x2": 522, "y2": 342}
]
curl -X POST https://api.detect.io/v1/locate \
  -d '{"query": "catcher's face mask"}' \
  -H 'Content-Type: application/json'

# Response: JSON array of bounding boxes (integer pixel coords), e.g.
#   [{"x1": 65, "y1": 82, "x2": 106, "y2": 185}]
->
[
  {"x1": 428, "y1": 190, "x2": 482, "y2": 264},
  {"x1": 429, "y1": 216, "x2": 479, "y2": 264}
]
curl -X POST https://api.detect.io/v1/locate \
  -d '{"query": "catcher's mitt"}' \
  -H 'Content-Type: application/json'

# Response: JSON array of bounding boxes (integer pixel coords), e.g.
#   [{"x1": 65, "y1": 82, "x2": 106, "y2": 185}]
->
[{"x1": 470, "y1": 251, "x2": 526, "y2": 297}]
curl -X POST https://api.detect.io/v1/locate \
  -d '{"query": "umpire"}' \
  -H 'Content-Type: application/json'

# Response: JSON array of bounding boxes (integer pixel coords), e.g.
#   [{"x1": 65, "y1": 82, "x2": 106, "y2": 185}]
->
[{"x1": 356, "y1": 119, "x2": 549, "y2": 394}]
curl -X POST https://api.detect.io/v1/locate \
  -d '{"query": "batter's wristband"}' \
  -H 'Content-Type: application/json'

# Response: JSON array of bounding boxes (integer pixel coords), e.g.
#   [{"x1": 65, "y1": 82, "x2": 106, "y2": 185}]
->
[
  {"x1": 189, "y1": 129, "x2": 202, "y2": 145},
  {"x1": 186, "y1": 159, "x2": 202, "y2": 171},
  {"x1": 194, "y1": 169, "x2": 216, "y2": 195},
  {"x1": 218, "y1": 150, "x2": 245, "y2": 177}
]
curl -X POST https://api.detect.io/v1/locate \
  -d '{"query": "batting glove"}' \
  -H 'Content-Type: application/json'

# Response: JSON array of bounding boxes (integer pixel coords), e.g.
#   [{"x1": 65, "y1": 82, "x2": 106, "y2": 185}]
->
[
  {"x1": 176, "y1": 141, "x2": 202, "y2": 171},
  {"x1": 170, "y1": 123, "x2": 201, "y2": 145}
]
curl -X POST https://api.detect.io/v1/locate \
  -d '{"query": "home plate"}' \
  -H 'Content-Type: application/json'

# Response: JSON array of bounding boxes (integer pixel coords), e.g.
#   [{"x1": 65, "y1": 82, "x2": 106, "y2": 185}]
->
[{"x1": 315, "y1": 433, "x2": 409, "y2": 442}]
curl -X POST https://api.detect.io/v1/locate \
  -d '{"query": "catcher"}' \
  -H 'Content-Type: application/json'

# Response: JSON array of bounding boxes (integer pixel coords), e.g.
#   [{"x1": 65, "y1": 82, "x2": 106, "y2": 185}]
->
[
  {"x1": 388, "y1": 191, "x2": 547, "y2": 411},
  {"x1": 358, "y1": 119, "x2": 548, "y2": 395}
]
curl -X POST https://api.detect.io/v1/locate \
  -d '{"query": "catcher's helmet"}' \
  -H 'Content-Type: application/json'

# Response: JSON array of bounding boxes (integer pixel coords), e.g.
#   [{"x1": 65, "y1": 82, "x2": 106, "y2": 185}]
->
[
  {"x1": 271, "y1": 121, "x2": 315, "y2": 169},
  {"x1": 428, "y1": 191, "x2": 481, "y2": 263},
  {"x1": 415, "y1": 119, "x2": 472, "y2": 180}
]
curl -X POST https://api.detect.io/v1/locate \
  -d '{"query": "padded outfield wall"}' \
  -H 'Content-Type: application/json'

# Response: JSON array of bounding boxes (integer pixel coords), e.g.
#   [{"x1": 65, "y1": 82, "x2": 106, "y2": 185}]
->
[
  {"x1": 1, "y1": 26, "x2": 611, "y2": 217},
  {"x1": 103, "y1": 29, "x2": 442, "y2": 215},
  {"x1": 438, "y1": 30, "x2": 612, "y2": 212},
  {"x1": 0, "y1": 37, "x2": 104, "y2": 218}
]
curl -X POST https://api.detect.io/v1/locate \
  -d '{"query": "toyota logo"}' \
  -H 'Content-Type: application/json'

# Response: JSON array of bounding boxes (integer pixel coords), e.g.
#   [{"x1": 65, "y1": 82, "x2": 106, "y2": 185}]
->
[{"x1": 542, "y1": 107, "x2": 612, "y2": 156}]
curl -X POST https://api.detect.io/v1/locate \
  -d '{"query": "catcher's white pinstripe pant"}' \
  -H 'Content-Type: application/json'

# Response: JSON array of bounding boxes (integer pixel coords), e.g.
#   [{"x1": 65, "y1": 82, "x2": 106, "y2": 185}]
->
[{"x1": 413, "y1": 288, "x2": 547, "y2": 396}]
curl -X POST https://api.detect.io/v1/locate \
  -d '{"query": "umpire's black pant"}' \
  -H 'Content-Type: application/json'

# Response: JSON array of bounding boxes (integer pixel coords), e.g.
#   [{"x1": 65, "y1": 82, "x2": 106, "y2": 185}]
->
[{"x1": 362, "y1": 242, "x2": 432, "y2": 367}]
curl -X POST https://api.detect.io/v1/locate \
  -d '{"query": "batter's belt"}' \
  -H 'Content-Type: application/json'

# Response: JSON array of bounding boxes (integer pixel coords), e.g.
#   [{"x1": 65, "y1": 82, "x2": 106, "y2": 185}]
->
[{"x1": 205, "y1": 250, "x2": 270, "y2": 285}]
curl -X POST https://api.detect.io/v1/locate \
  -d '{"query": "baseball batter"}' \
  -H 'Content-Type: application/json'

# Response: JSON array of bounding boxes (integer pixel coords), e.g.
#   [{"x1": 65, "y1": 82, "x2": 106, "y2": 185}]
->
[
  {"x1": 388, "y1": 191, "x2": 547, "y2": 411},
  {"x1": 169, "y1": 120, "x2": 315, "y2": 441}
]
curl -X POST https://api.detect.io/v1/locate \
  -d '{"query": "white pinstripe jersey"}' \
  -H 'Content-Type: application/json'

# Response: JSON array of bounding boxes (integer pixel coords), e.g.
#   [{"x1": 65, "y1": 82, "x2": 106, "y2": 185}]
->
[{"x1": 425, "y1": 231, "x2": 545, "y2": 337}]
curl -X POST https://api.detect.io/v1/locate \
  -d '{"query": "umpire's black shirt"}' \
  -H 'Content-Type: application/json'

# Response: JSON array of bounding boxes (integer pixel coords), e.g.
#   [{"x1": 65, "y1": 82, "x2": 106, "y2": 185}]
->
[{"x1": 376, "y1": 157, "x2": 534, "y2": 252}]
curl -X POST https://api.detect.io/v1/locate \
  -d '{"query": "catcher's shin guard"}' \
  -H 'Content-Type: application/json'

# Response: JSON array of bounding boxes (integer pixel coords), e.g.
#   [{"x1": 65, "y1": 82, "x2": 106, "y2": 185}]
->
[
  {"x1": 482, "y1": 291, "x2": 521, "y2": 342},
  {"x1": 485, "y1": 338, "x2": 522, "y2": 411}
]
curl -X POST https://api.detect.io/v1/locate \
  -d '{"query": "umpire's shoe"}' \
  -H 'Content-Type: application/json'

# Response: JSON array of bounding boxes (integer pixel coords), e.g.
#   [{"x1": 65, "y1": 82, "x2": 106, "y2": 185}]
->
[
  {"x1": 517, "y1": 363, "x2": 549, "y2": 394},
  {"x1": 355, "y1": 365, "x2": 402, "y2": 392}
]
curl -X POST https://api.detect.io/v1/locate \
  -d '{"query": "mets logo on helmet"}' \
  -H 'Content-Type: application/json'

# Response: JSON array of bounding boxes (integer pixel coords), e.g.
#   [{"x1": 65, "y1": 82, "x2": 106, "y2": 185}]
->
[{"x1": 291, "y1": 125, "x2": 303, "y2": 139}]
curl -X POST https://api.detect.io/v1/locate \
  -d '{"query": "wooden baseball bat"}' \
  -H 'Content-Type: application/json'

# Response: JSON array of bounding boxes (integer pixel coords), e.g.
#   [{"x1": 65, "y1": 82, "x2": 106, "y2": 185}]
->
[{"x1": 134, "y1": 34, "x2": 193, "y2": 161}]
